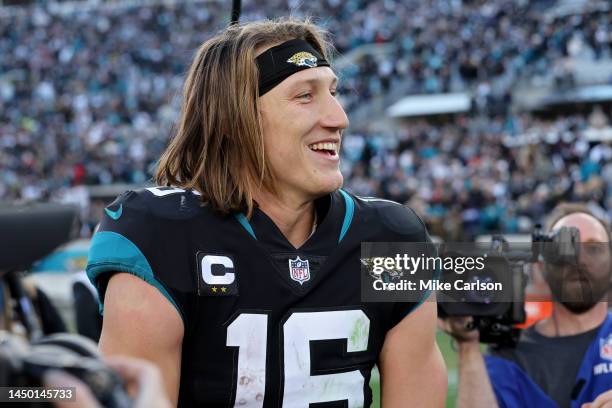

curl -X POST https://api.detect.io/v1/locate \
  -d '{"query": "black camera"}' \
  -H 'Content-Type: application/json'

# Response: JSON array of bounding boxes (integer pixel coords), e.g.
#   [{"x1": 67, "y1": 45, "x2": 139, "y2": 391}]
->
[
  {"x1": 0, "y1": 331, "x2": 132, "y2": 407},
  {"x1": 438, "y1": 226, "x2": 580, "y2": 346},
  {"x1": 0, "y1": 203, "x2": 132, "y2": 407},
  {"x1": 0, "y1": 203, "x2": 81, "y2": 339},
  {"x1": 532, "y1": 224, "x2": 580, "y2": 265}
]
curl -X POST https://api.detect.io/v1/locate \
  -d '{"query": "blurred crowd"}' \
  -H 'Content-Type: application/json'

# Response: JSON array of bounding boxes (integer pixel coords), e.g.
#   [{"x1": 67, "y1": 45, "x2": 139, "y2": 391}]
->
[
  {"x1": 342, "y1": 107, "x2": 612, "y2": 240},
  {"x1": 1, "y1": 0, "x2": 612, "y2": 239}
]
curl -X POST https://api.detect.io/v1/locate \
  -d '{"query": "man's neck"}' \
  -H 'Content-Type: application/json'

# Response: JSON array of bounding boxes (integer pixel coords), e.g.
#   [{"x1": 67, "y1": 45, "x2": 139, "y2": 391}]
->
[
  {"x1": 536, "y1": 301, "x2": 608, "y2": 337},
  {"x1": 254, "y1": 189, "x2": 316, "y2": 249}
]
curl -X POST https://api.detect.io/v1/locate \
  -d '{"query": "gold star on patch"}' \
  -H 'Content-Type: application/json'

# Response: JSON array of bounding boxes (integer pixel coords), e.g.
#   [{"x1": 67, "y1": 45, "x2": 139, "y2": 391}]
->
[
  {"x1": 221, "y1": 287, "x2": 227, "y2": 293},
  {"x1": 211, "y1": 287, "x2": 218, "y2": 293}
]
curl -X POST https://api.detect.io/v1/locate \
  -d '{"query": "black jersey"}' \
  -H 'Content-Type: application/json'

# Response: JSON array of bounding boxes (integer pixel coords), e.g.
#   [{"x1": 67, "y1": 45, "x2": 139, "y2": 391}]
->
[{"x1": 87, "y1": 186, "x2": 431, "y2": 407}]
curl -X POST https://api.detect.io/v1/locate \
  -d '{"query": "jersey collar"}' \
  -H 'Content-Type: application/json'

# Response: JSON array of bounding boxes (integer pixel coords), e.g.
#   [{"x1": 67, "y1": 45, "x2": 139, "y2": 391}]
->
[{"x1": 233, "y1": 190, "x2": 354, "y2": 253}]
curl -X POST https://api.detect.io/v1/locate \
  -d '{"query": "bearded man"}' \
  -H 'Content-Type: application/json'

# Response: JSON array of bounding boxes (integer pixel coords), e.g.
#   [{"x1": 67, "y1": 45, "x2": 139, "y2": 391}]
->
[{"x1": 441, "y1": 203, "x2": 612, "y2": 408}]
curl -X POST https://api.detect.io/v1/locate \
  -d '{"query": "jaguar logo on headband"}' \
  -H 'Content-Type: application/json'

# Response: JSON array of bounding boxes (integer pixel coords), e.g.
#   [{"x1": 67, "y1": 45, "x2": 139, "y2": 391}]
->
[{"x1": 287, "y1": 52, "x2": 318, "y2": 68}]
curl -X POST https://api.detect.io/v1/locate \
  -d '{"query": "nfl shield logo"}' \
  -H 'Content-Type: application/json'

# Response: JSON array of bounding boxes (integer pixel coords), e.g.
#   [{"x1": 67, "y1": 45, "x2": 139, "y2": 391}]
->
[
  {"x1": 288, "y1": 256, "x2": 310, "y2": 285},
  {"x1": 601, "y1": 335, "x2": 612, "y2": 361}
]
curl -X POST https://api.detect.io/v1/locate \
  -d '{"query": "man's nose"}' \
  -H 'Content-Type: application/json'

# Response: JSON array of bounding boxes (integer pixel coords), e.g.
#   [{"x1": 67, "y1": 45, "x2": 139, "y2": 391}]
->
[{"x1": 320, "y1": 94, "x2": 349, "y2": 131}]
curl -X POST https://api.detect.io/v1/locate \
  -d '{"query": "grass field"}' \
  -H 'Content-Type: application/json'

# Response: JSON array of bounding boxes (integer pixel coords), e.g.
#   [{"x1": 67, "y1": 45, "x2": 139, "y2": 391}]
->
[{"x1": 369, "y1": 331, "x2": 458, "y2": 407}]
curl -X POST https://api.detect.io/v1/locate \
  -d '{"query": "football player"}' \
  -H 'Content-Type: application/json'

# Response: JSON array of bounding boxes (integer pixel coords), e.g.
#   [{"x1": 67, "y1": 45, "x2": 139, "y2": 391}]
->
[{"x1": 87, "y1": 18, "x2": 446, "y2": 407}]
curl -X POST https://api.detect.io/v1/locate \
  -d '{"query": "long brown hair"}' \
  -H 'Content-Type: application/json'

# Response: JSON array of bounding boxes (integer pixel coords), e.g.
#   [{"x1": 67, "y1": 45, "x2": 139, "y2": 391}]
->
[{"x1": 155, "y1": 18, "x2": 333, "y2": 216}]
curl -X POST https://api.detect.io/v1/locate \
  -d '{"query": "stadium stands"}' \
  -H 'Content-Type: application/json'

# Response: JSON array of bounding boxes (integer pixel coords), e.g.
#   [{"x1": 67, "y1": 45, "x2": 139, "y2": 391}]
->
[{"x1": 1, "y1": 0, "x2": 611, "y2": 240}]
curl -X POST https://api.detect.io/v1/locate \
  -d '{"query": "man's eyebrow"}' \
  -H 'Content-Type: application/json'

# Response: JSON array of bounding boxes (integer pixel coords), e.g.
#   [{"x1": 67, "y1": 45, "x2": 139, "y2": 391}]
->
[{"x1": 291, "y1": 76, "x2": 339, "y2": 89}]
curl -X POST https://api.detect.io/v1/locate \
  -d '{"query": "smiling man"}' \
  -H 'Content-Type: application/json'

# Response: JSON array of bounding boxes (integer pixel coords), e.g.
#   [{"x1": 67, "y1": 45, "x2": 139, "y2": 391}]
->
[{"x1": 86, "y1": 18, "x2": 446, "y2": 407}]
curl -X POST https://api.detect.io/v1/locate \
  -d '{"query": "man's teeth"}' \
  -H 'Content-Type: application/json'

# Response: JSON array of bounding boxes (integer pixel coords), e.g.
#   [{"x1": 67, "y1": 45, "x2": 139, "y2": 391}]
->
[{"x1": 309, "y1": 142, "x2": 338, "y2": 152}]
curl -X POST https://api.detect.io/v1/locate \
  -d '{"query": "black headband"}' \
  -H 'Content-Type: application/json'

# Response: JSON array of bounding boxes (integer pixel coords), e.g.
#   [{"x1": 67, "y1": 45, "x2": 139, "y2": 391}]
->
[{"x1": 255, "y1": 38, "x2": 330, "y2": 96}]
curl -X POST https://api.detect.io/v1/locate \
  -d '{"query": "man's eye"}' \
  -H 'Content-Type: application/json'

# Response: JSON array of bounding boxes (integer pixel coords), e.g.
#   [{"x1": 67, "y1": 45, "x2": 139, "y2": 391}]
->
[
  {"x1": 330, "y1": 89, "x2": 338, "y2": 97},
  {"x1": 297, "y1": 93, "x2": 312, "y2": 100}
]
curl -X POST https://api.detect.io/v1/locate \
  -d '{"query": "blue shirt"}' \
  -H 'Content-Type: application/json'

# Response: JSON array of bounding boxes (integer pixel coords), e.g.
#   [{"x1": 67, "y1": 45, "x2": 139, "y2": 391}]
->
[{"x1": 486, "y1": 314, "x2": 612, "y2": 408}]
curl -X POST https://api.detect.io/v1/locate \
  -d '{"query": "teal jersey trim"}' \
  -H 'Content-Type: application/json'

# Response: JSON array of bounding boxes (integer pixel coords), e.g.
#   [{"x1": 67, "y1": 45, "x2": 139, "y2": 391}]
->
[
  {"x1": 86, "y1": 231, "x2": 183, "y2": 322},
  {"x1": 236, "y1": 190, "x2": 352, "y2": 243},
  {"x1": 338, "y1": 189, "x2": 354, "y2": 243},
  {"x1": 234, "y1": 213, "x2": 257, "y2": 240},
  {"x1": 104, "y1": 204, "x2": 123, "y2": 220}
]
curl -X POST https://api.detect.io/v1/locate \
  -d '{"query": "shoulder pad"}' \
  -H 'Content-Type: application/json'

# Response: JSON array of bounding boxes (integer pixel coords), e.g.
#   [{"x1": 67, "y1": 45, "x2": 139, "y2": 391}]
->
[
  {"x1": 354, "y1": 195, "x2": 429, "y2": 241},
  {"x1": 121, "y1": 186, "x2": 204, "y2": 220}
]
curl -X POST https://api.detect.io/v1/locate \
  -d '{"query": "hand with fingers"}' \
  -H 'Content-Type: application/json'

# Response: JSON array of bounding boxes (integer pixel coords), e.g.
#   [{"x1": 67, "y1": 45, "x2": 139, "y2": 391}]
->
[
  {"x1": 583, "y1": 389, "x2": 612, "y2": 408},
  {"x1": 438, "y1": 316, "x2": 480, "y2": 346},
  {"x1": 44, "y1": 355, "x2": 172, "y2": 408}
]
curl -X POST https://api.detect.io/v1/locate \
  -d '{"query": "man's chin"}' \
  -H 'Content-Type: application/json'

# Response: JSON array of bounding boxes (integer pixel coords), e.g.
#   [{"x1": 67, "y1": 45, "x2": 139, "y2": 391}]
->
[
  {"x1": 313, "y1": 174, "x2": 343, "y2": 195},
  {"x1": 553, "y1": 287, "x2": 607, "y2": 314},
  {"x1": 560, "y1": 300, "x2": 599, "y2": 314}
]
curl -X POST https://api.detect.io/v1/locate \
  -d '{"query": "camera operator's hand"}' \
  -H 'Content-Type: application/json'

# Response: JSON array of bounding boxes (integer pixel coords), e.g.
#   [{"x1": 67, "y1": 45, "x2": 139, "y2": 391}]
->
[
  {"x1": 438, "y1": 316, "x2": 480, "y2": 345},
  {"x1": 44, "y1": 355, "x2": 172, "y2": 408},
  {"x1": 583, "y1": 389, "x2": 612, "y2": 408}
]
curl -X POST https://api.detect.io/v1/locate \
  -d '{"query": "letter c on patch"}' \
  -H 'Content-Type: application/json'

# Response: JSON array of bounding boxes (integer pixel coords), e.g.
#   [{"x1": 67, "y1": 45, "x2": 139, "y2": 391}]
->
[{"x1": 201, "y1": 255, "x2": 235, "y2": 285}]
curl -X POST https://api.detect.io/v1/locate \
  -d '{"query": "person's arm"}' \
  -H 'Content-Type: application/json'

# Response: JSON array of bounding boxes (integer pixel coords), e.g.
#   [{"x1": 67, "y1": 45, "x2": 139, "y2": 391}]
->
[
  {"x1": 379, "y1": 299, "x2": 447, "y2": 407},
  {"x1": 439, "y1": 317, "x2": 498, "y2": 408},
  {"x1": 98, "y1": 273, "x2": 184, "y2": 406},
  {"x1": 457, "y1": 341, "x2": 499, "y2": 408}
]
